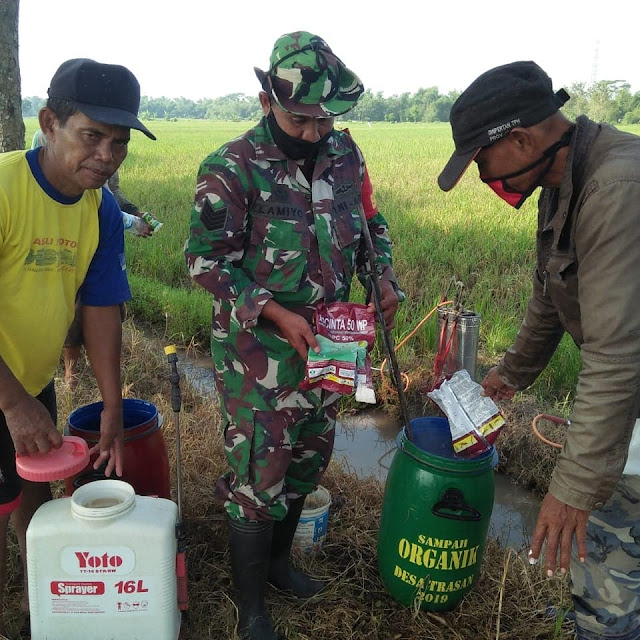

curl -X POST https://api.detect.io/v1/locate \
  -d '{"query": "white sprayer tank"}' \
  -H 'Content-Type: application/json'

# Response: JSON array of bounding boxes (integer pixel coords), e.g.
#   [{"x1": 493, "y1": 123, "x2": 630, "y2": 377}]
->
[{"x1": 27, "y1": 480, "x2": 181, "y2": 640}]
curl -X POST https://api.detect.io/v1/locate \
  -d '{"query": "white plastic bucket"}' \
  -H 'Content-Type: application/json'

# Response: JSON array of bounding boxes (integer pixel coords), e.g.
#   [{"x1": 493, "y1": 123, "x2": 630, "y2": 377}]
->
[{"x1": 292, "y1": 485, "x2": 331, "y2": 554}]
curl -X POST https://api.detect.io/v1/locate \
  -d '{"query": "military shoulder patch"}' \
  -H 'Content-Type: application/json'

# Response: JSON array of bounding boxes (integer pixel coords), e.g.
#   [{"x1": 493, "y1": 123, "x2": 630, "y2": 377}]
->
[{"x1": 200, "y1": 198, "x2": 228, "y2": 232}]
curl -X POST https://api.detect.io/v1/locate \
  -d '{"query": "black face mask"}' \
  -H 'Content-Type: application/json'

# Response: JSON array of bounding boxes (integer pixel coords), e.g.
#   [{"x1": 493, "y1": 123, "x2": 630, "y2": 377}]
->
[
  {"x1": 480, "y1": 127, "x2": 574, "y2": 209},
  {"x1": 266, "y1": 110, "x2": 332, "y2": 160}
]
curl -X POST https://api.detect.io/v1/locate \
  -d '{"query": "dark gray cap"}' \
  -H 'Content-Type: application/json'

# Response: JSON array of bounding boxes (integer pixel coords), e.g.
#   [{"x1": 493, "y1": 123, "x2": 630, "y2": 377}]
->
[{"x1": 438, "y1": 61, "x2": 568, "y2": 191}]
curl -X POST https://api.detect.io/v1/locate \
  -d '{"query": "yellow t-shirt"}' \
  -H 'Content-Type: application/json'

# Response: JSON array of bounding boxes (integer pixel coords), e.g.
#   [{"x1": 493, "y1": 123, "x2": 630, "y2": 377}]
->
[{"x1": 0, "y1": 150, "x2": 102, "y2": 395}]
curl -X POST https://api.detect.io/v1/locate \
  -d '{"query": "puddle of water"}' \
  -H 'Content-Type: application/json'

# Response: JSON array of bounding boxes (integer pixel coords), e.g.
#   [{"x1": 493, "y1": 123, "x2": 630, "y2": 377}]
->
[
  {"x1": 490, "y1": 473, "x2": 539, "y2": 550},
  {"x1": 333, "y1": 411, "x2": 399, "y2": 479},
  {"x1": 180, "y1": 358, "x2": 216, "y2": 398},
  {"x1": 178, "y1": 355, "x2": 539, "y2": 551}
]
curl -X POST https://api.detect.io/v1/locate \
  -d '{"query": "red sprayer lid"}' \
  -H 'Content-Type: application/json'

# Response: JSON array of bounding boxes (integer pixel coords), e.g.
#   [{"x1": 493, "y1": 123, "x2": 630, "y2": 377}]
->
[{"x1": 16, "y1": 436, "x2": 90, "y2": 482}]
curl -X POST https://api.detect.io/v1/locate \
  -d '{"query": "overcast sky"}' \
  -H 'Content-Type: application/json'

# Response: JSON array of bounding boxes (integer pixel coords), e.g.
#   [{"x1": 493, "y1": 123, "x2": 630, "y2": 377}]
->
[{"x1": 18, "y1": 0, "x2": 640, "y2": 100}]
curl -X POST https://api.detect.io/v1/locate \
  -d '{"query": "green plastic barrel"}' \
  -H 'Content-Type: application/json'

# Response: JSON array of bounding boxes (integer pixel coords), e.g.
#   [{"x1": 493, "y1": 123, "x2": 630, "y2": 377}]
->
[{"x1": 377, "y1": 417, "x2": 497, "y2": 611}]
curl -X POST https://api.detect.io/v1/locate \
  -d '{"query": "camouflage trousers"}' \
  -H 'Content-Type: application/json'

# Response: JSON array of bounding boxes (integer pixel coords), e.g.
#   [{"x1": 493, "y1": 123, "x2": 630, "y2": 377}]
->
[
  {"x1": 571, "y1": 474, "x2": 640, "y2": 639},
  {"x1": 211, "y1": 320, "x2": 339, "y2": 522}
]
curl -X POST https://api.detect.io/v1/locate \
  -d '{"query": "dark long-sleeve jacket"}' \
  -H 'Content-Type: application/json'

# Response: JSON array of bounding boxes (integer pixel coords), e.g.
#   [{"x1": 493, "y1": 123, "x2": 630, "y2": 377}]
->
[{"x1": 497, "y1": 116, "x2": 640, "y2": 510}]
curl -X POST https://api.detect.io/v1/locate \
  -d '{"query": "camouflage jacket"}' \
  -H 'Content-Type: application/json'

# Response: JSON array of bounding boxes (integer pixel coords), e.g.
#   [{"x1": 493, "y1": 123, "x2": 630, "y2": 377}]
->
[{"x1": 185, "y1": 118, "x2": 397, "y2": 336}]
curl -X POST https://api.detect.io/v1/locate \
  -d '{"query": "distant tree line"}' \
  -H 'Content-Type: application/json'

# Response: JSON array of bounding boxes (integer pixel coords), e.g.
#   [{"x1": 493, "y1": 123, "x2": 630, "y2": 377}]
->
[{"x1": 21, "y1": 80, "x2": 640, "y2": 125}]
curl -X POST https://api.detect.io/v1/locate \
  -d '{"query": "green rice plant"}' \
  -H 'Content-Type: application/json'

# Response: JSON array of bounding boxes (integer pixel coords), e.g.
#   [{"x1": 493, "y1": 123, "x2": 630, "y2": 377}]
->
[
  {"x1": 551, "y1": 607, "x2": 573, "y2": 639},
  {"x1": 125, "y1": 273, "x2": 212, "y2": 348}
]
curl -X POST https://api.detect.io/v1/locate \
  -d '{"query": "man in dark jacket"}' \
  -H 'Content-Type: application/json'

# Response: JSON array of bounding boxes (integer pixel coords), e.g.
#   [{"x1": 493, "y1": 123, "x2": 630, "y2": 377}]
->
[{"x1": 438, "y1": 61, "x2": 640, "y2": 640}]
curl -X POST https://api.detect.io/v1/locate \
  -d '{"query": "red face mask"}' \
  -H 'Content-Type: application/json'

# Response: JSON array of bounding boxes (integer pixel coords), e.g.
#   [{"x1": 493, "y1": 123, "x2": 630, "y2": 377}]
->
[
  {"x1": 480, "y1": 129, "x2": 574, "y2": 209},
  {"x1": 482, "y1": 179, "x2": 529, "y2": 208}
]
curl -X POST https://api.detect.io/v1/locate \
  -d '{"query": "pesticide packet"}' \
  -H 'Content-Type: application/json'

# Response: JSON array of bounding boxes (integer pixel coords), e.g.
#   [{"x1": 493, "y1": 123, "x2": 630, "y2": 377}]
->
[
  {"x1": 302, "y1": 302, "x2": 377, "y2": 402},
  {"x1": 141, "y1": 212, "x2": 164, "y2": 234},
  {"x1": 304, "y1": 334, "x2": 360, "y2": 394},
  {"x1": 428, "y1": 369, "x2": 505, "y2": 458},
  {"x1": 314, "y1": 302, "x2": 377, "y2": 349}
]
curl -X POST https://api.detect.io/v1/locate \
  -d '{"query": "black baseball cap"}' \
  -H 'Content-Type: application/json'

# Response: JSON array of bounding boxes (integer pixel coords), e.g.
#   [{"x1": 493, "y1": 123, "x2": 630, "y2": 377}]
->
[
  {"x1": 438, "y1": 61, "x2": 569, "y2": 191},
  {"x1": 47, "y1": 58, "x2": 156, "y2": 140}
]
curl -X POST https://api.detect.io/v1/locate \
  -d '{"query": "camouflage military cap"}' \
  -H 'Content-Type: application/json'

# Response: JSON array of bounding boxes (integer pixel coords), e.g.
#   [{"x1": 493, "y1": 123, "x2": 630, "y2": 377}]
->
[{"x1": 254, "y1": 31, "x2": 364, "y2": 117}]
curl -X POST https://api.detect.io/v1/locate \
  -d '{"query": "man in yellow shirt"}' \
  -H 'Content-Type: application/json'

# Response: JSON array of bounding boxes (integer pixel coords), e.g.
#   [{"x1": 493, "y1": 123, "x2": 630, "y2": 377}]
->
[{"x1": 0, "y1": 58, "x2": 155, "y2": 633}]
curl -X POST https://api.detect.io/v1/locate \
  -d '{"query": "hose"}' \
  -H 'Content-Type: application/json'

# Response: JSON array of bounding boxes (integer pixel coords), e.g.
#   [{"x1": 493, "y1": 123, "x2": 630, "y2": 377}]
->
[
  {"x1": 531, "y1": 413, "x2": 570, "y2": 449},
  {"x1": 378, "y1": 300, "x2": 454, "y2": 393}
]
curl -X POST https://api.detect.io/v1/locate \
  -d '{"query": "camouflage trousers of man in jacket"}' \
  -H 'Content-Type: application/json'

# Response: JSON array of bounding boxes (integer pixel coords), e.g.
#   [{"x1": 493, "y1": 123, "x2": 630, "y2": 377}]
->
[
  {"x1": 212, "y1": 321, "x2": 339, "y2": 522},
  {"x1": 571, "y1": 474, "x2": 640, "y2": 640}
]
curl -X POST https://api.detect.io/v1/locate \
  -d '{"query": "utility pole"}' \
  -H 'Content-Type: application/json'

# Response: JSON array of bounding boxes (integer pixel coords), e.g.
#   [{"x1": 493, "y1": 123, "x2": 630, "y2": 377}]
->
[{"x1": 590, "y1": 40, "x2": 600, "y2": 86}]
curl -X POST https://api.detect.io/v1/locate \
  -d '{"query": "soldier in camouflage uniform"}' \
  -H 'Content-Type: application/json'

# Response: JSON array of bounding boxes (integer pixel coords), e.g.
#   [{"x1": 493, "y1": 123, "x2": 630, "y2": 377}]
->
[
  {"x1": 439, "y1": 61, "x2": 640, "y2": 639},
  {"x1": 185, "y1": 31, "x2": 400, "y2": 640}
]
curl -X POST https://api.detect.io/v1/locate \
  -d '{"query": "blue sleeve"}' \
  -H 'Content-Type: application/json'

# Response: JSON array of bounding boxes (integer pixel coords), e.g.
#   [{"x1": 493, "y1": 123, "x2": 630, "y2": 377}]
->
[{"x1": 78, "y1": 188, "x2": 132, "y2": 306}]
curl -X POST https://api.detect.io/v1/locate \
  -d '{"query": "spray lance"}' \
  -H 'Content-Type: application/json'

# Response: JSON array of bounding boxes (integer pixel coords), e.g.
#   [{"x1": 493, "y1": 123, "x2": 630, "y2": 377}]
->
[
  {"x1": 164, "y1": 345, "x2": 189, "y2": 612},
  {"x1": 357, "y1": 210, "x2": 413, "y2": 440}
]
